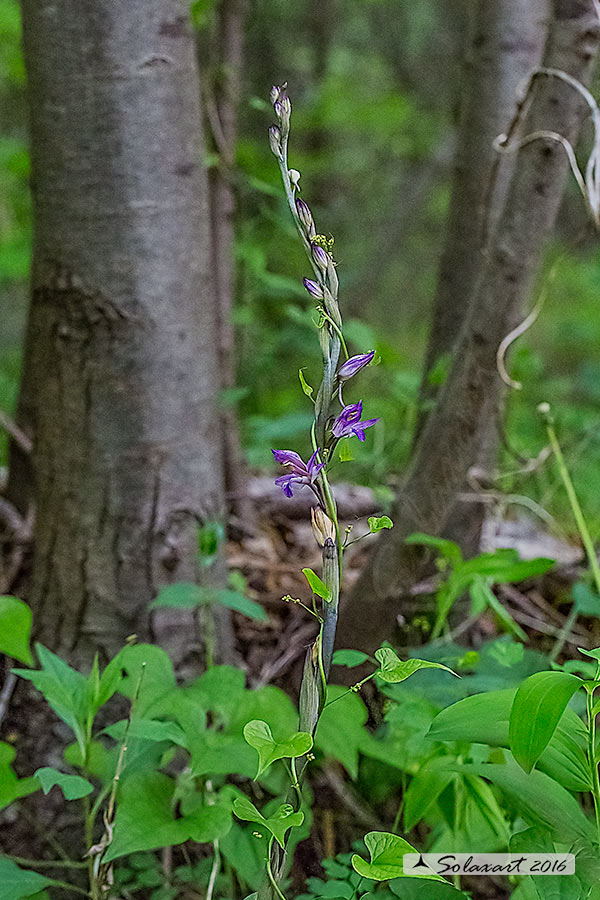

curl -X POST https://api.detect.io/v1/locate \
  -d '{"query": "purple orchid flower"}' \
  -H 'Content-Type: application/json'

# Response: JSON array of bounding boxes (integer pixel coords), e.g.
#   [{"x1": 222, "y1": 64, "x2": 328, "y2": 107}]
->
[
  {"x1": 272, "y1": 448, "x2": 325, "y2": 498},
  {"x1": 331, "y1": 401, "x2": 379, "y2": 442},
  {"x1": 338, "y1": 350, "x2": 375, "y2": 381}
]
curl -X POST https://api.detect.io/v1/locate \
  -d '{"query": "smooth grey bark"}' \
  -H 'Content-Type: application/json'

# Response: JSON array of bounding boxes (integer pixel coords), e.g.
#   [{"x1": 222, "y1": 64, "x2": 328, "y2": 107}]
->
[
  {"x1": 11, "y1": 0, "x2": 230, "y2": 664},
  {"x1": 339, "y1": 0, "x2": 600, "y2": 654},
  {"x1": 415, "y1": 0, "x2": 549, "y2": 554},
  {"x1": 204, "y1": 0, "x2": 252, "y2": 524}
]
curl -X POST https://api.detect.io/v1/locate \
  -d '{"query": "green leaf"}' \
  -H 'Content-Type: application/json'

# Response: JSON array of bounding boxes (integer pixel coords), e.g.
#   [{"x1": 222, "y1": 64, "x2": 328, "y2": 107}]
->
[
  {"x1": 351, "y1": 831, "x2": 443, "y2": 882},
  {"x1": 457, "y1": 757, "x2": 594, "y2": 844},
  {"x1": 402, "y1": 757, "x2": 454, "y2": 831},
  {"x1": 315, "y1": 686, "x2": 368, "y2": 779},
  {"x1": 302, "y1": 568, "x2": 331, "y2": 602},
  {"x1": 374, "y1": 648, "x2": 457, "y2": 684},
  {"x1": 469, "y1": 577, "x2": 528, "y2": 641},
  {"x1": 389, "y1": 878, "x2": 468, "y2": 899},
  {"x1": 102, "y1": 643, "x2": 175, "y2": 714},
  {"x1": 104, "y1": 772, "x2": 232, "y2": 862},
  {"x1": 338, "y1": 439, "x2": 354, "y2": 462},
  {"x1": 572, "y1": 582, "x2": 600, "y2": 615},
  {"x1": 368, "y1": 516, "x2": 394, "y2": 533},
  {"x1": 298, "y1": 368, "x2": 314, "y2": 399},
  {"x1": 150, "y1": 583, "x2": 203, "y2": 609},
  {"x1": 405, "y1": 533, "x2": 463, "y2": 567},
  {"x1": 13, "y1": 644, "x2": 89, "y2": 753},
  {"x1": 0, "y1": 859, "x2": 53, "y2": 900},
  {"x1": 509, "y1": 671, "x2": 582, "y2": 774},
  {"x1": 243, "y1": 720, "x2": 312, "y2": 778},
  {"x1": 34, "y1": 767, "x2": 93, "y2": 800},
  {"x1": 428, "y1": 688, "x2": 591, "y2": 791},
  {"x1": 0, "y1": 742, "x2": 39, "y2": 810},
  {"x1": 332, "y1": 649, "x2": 369, "y2": 668},
  {"x1": 0, "y1": 596, "x2": 33, "y2": 665},
  {"x1": 232, "y1": 796, "x2": 304, "y2": 849},
  {"x1": 458, "y1": 549, "x2": 554, "y2": 582},
  {"x1": 210, "y1": 589, "x2": 268, "y2": 621}
]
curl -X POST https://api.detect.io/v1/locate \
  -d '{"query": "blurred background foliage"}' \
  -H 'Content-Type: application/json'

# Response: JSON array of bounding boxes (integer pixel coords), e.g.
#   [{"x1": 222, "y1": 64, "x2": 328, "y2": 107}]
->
[{"x1": 2, "y1": 0, "x2": 600, "y2": 535}]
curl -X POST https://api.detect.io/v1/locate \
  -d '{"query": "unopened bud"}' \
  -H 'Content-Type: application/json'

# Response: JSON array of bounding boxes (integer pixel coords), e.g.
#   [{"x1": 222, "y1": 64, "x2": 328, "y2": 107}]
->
[
  {"x1": 296, "y1": 197, "x2": 314, "y2": 231},
  {"x1": 311, "y1": 507, "x2": 336, "y2": 547},
  {"x1": 311, "y1": 242, "x2": 329, "y2": 270},
  {"x1": 269, "y1": 124, "x2": 282, "y2": 159},
  {"x1": 270, "y1": 85, "x2": 280, "y2": 105},
  {"x1": 303, "y1": 277, "x2": 324, "y2": 300}
]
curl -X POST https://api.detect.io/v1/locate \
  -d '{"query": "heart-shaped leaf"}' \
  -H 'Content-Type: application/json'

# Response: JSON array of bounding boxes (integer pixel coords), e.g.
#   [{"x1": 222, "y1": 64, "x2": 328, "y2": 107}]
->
[
  {"x1": 243, "y1": 720, "x2": 312, "y2": 778},
  {"x1": 233, "y1": 796, "x2": 304, "y2": 849},
  {"x1": 368, "y1": 516, "x2": 394, "y2": 533},
  {"x1": 34, "y1": 767, "x2": 93, "y2": 800},
  {"x1": 332, "y1": 649, "x2": 370, "y2": 668},
  {"x1": 0, "y1": 858, "x2": 53, "y2": 900},
  {"x1": 374, "y1": 648, "x2": 457, "y2": 684},
  {"x1": 351, "y1": 831, "x2": 444, "y2": 882}
]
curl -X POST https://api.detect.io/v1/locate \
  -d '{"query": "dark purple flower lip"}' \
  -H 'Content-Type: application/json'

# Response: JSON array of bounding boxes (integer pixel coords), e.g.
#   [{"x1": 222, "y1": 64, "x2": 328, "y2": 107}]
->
[
  {"x1": 331, "y1": 402, "x2": 379, "y2": 442},
  {"x1": 272, "y1": 448, "x2": 325, "y2": 497},
  {"x1": 338, "y1": 350, "x2": 375, "y2": 381}
]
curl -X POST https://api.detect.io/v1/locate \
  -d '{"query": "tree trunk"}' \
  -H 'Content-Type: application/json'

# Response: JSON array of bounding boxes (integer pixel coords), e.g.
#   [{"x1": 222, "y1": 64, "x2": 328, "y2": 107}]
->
[
  {"x1": 204, "y1": 0, "x2": 253, "y2": 526},
  {"x1": 339, "y1": 0, "x2": 600, "y2": 655},
  {"x1": 10, "y1": 0, "x2": 230, "y2": 665},
  {"x1": 415, "y1": 0, "x2": 549, "y2": 555}
]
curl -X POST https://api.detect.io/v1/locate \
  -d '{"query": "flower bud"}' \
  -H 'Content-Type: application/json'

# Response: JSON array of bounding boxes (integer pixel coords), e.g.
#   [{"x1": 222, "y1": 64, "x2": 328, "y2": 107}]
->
[
  {"x1": 311, "y1": 242, "x2": 329, "y2": 270},
  {"x1": 296, "y1": 197, "x2": 313, "y2": 231},
  {"x1": 270, "y1": 85, "x2": 280, "y2": 105},
  {"x1": 338, "y1": 351, "x2": 375, "y2": 381},
  {"x1": 311, "y1": 507, "x2": 336, "y2": 547},
  {"x1": 303, "y1": 277, "x2": 324, "y2": 300},
  {"x1": 269, "y1": 125, "x2": 282, "y2": 159}
]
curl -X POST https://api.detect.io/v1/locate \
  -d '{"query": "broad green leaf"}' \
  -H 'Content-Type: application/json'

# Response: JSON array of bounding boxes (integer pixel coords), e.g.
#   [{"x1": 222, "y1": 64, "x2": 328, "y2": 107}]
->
[
  {"x1": 302, "y1": 568, "x2": 331, "y2": 602},
  {"x1": 509, "y1": 671, "x2": 582, "y2": 773},
  {"x1": 368, "y1": 516, "x2": 394, "y2": 533},
  {"x1": 573, "y1": 582, "x2": 600, "y2": 615},
  {"x1": 184, "y1": 665, "x2": 246, "y2": 727},
  {"x1": 403, "y1": 757, "x2": 454, "y2": 831},
  {"x1": 351, "y1": 831, "x2": 443, "y2": 882},
  {"x1": 178, "y1": 790, "x2": 233, "y2": 844},
  {"x1": 315, "y1": 686, "x2": 368, "y2": 779},
  {"x1": 0, "y1": 596, "x2": 33, "y2": 665},
  {"x1": 150, "y1": 582, "x2": 203, "y2": 609},
  {"x1": 0, "y1": 742, "x2": 39, "y2": 810},
  {"x1": 102, "y1": 643, "x2": 175, "y2": 713},
  {"x1": 243, "y1": 720, "x2": 312, "y2": 778},
  {"x1": 405, "y1": 533, "x2": 463, "y2": 567},
  {"x1": 298, "y1": 368, "x2": 314, "y2": 399},
  {"x1": 332, "y1": 649, "x2": 369, "y2": 668},
  {"x1": 457, "y1": 757, "x2": 594, "y2": 844},
  {"x1": 34, "y1": 767, "x2": 93, "y2": 800},
  {"x1": 190, "y1": 732, "x2": 256, "y2": 778},
  {"x1": 389, "y1": 878, "x2": 468, "y2": 899},
  {"x1": 429, "y1": 688, "x2": 590, "y2": 791},
  {"x1": 102, "y1": 718, "x2": 188, "y2": 747},
  {"x1": 150, "y1": 584, "x2": 267, "y2": 621},
  {"x1": 104, "y1": 772, "x2": 232, "y2": 861},
  {"x1": 232, "y1": 796, "x2": 304, "y2": 849},
  {"x1": 221, "y1": 823, "x2": 267, "y2": 888},
  {"x1": 459, "y1": 551, "x2": 554, "y2": 582},
  {"x1": 0, "y1": 859, "x2": 53, "y2": 900},
  {"x1": 210, "y1": 589, "x2": 268, "y2": 621},
  {"x1": 13, "y1": 644, "x2": 88, "y2": 752},
  {"x1": 375, "y1": 648, "x2": 457, "y2": 684}
]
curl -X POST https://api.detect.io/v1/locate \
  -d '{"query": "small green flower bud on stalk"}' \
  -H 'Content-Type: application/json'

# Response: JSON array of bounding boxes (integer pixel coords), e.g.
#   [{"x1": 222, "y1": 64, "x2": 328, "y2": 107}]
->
[{"x1": 311, "y1": 507, "x2": 336, "y2": 547}]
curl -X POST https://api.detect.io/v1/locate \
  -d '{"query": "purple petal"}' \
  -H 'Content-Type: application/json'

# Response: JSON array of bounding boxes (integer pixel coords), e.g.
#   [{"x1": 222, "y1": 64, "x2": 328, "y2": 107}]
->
[
  {"x1": 303, "y1": 277, "x2": 324, "y2": 300},
  {"x1": 338, "y1": 351, "x2": 375, "y2": 381},
  {"x1": 311, "y1": 242, "x2": 329, "y2": 270},
  {"x1": 275, "y1": 474, "x2": 296, "y2": 497},
  {"x1": 272, "y1": 449, "x2": 307, "y2": 472},
  {"x1": 306, "y1": 449, "x2": 325, "y2": 480}
]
